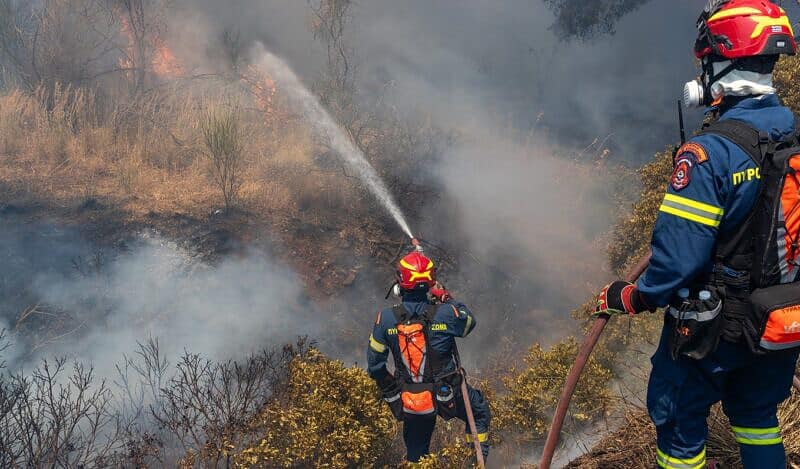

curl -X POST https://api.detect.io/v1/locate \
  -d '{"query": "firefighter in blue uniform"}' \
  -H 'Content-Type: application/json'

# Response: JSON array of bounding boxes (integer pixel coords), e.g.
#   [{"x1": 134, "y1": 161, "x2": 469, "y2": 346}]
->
[
  {"x1": 594, "y1": 2, "x2": 799, "y2": 468},
  {"x1": 367, "y1": 249, "x2": 491, "y2": 463}
]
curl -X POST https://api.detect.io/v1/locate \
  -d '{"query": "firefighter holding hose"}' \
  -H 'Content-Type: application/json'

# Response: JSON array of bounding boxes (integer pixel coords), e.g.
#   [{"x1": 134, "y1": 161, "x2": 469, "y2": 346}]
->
[
  {"x1": 594, "y1": 1, "x2": 800, "y2": 468},
  {"x1": 366, "y1": 248, "x2": 491, "y2": 464}
]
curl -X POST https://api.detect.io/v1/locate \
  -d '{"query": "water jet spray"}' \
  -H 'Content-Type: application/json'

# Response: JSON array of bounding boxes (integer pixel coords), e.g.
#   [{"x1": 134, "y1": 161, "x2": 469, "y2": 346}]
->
[{"x1": 251, "y1": 44, "x2": 415, "y2": 241}]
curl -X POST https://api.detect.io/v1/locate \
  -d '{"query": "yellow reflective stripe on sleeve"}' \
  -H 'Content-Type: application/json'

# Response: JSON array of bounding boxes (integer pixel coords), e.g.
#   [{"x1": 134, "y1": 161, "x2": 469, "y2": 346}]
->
[
  {"x1": 663, "y1": 194, "x2": 724, "y2": 215},
  {"x1": 369, "y1": 334, "x2": 387, "y2": 353},
  {"x1": 465, "y1": 432, "x2": 488, "y2": 443},
  {"x1": 463, "y1": 313, "x2": 473, "y2": 337},
  {"x1": 731, "y1": 425, "x2": 783, "y2": 446},
  {"x1": 656, "y1": 447, "x2": 706, "y2": 469},
  {"x1": 659, "y1": 193, "x2": 724, "y2": 228}
]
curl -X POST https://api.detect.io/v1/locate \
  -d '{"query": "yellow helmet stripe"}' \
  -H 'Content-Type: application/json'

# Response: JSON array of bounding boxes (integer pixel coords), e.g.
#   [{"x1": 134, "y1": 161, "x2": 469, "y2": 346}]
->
[
  {"x1": 408, "y1": 271, "x2": 433, "y2": 282},
  {"x1": 708, "y1": 6, "x2": 763, "y2": 22},
  {"x1": 399, "y1": 258, "x2": 418, "y2": 271},
  {"x1": 749, "y1": 14, "x2": 793, "y2": 39},
  {"x1": 400, "y1": 258, "x2": 436, "y2": 272}
]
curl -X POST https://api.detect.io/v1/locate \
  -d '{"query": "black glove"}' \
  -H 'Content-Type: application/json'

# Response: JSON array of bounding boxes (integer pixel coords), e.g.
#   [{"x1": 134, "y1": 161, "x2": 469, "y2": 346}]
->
[
  {"x1": 594, "y1": 280, "x2": 651, "y2": 317},
  {"x1": 376, "y1": 374, "x2": 403, "y2": 421}
]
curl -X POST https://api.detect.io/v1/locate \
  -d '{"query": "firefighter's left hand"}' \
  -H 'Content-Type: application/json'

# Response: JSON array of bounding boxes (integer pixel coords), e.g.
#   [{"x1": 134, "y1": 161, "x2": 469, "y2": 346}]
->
[
  {"x1": 593, "y1": 280, "x2": 648, "y2": 317},
  {"x1": 430, "y1": 283, "x2": 452, "y2": 303}
]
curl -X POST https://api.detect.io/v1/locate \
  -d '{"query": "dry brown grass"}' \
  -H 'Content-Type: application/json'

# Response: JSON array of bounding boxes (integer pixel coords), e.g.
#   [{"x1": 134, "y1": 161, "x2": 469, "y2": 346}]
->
[
  {"x1": 0, "y1": 81, "x2": 373, "y2": 230},
  {"x1": 564, "y1": 387, "x2": 800, "y2": 469}
]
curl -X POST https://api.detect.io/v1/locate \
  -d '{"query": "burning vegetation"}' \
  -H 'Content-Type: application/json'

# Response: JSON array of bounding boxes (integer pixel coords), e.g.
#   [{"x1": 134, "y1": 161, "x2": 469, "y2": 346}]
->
[{"x1": 4, "y1": 1, "x2": 800, "y2": 468}]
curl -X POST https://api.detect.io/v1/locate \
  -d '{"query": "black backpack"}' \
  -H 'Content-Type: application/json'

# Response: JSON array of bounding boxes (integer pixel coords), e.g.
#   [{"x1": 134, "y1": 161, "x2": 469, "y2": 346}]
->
[
  {"x1": 390, "y1": 304, "x2": 459, "y2": 419},
  {"x1": 700, "y1": 118, "x2": 800, "y2": 352}
]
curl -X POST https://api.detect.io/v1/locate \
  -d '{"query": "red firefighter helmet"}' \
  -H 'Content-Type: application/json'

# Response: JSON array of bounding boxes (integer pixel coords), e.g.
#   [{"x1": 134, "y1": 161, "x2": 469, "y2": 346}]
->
[
  {"x1": 396, "y1": 251, "x2": 437, "y2": 291},
  {"x1": 695, "y1": 0, "x2": 796, "y2": 60}
]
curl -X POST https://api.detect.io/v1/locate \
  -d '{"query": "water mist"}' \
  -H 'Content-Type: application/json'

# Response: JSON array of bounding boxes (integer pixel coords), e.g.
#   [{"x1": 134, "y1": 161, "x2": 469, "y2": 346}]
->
[{"x1": 251, "y1": 44, "x2": 414, "y2": 239}]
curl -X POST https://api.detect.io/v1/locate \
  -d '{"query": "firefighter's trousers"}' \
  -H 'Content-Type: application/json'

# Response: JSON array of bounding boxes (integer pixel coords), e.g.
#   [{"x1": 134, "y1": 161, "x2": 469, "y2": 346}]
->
[
  {"x1": 403, "y1": 383, "x2": 491, "y2": 463},
  {"x1": 648, "y1": 323, "x2": 800, "y2": 469}
]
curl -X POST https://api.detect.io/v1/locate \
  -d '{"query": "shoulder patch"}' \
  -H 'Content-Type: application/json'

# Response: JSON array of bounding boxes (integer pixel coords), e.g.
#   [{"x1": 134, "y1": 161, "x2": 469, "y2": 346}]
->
[
  {"x1": 676, "y1": 142, "x2": 708, "y2": 164},
  {"x1": 671, "y1": 154, "x2": 695, "y2": 191}
]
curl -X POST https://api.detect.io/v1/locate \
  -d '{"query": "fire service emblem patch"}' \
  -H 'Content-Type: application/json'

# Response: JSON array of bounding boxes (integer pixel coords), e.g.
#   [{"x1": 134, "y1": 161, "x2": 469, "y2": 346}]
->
[
  {"x1": 675, "y1": 142, "x2": 708, "y2": 164},
  {"x1": 671, "y1": 155, "x2": 694, "y2": 191}
]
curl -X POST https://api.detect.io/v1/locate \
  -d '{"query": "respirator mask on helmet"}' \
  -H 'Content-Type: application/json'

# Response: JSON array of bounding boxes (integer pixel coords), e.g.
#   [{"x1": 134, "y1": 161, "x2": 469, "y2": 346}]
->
[
  {"x1": 384, "y1": 282, "x2": 403, "y2": 299},
  {"x1": 683, "y1": 56, "x2": 777, "y2": 108},
  {"x1": 683, "y1": 76, "x2": 708, "y2": 108},
  {"x1": 683, "y1": 57, "x2": 734, "y2": 108}
]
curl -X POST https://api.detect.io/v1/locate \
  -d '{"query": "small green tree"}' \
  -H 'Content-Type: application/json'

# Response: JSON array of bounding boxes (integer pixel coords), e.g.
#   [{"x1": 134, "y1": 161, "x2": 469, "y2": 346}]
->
[{"x1": 202, "y1": 105, "x2": 245, "y2": 210}]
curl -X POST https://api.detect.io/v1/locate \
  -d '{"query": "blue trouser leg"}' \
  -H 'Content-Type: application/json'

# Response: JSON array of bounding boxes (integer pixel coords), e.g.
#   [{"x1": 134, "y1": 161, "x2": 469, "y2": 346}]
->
[
  {"x1": 454, "y1": 383, "x2": 491, "y2": 458},
  {"x1": 648, "y1": 322, "x2": 800, "y2": 469},
  {"x1": 403, "y1": 413, "x2": 436, "y2": 462},
  {"x1": 723, "y1": 345, "x2": 798, "y2": 469},
  {"x1": 648, "y1": 327, "x2": 716, "y2": 468}
]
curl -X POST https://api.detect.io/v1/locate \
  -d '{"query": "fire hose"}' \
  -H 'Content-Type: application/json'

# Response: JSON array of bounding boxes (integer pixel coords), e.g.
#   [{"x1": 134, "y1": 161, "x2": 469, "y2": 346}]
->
[
  {"x1": 539, "y1": 252, "x2": 800, "y2": 469},
  {"x1": 538, "y1": 252, "x2": 652, "y2": 469},
  {"x1": 412, "y1": 237, "x2": 485, "y2": 468},
  {"x1": 460, "y1": 368, "x2": 486, "y2": 469},
  {"x1": 453, "y1": 336, "x2": 485, "y2": 468}
]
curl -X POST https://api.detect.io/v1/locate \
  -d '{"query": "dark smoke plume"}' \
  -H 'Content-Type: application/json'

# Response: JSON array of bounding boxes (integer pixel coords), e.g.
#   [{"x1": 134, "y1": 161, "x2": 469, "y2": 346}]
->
[{"x1": 544, "y1": 0, "x2": 653, "y2": 39}]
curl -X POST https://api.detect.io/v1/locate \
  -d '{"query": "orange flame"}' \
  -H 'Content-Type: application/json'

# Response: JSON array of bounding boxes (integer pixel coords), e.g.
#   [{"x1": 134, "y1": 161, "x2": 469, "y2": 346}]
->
[
  {"x1": 117, "y1": 15, "x2": 184, "y2": 81},
  {"x1": 243, "y1": 66, "x2": 278, "y2": 122},
  {"x1": 151, "y1": 38, "x2": 184, "y2": 79}
]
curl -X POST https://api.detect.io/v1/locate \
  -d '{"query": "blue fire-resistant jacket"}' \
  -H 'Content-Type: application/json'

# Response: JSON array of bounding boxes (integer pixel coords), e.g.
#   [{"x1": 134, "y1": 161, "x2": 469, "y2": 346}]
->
[
  {"x1": 367, "y1": 292, "x2": 477, "y2": 382},
  {"x1": 637, "y1": 94, "x2": 796, "y2": 307}
]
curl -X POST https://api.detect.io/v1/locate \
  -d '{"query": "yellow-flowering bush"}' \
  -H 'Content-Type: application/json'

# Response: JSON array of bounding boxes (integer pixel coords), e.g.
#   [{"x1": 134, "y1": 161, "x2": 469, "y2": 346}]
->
[
  {"x1": 493, "y1": 338, "x2": 615, "y2": 440},
  {"x1": 775, "y1": 54, "x2": 800, "y2": 114},
  {"x1": 236, "y1": 349, "x2": 398, "y2": 468},
  {"x1": 414, "y1": 440, "x2": 473, "y2": 468},
  {"x1": 607, "y1": 148, "x2": 674, "y2": 275}
]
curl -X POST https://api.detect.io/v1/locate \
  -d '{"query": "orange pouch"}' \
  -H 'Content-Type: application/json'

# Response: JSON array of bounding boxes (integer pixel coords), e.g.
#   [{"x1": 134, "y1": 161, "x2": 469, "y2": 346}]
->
[
  {"x1": 401, "y1": 383, "x2": 436, "y2": 415},
  {"x1": 751, "y1": 282, "x2": 800, "y2": 351}
]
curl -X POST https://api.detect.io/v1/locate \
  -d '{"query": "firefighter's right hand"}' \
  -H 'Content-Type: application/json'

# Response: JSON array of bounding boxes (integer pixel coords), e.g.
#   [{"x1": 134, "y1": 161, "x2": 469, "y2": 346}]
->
[
  {"x1": 593, "y1": 280, "x2": 649, "y2": 317},
  {"x1": 430, "y1": 282, "x2": 452, "y2": 303}
]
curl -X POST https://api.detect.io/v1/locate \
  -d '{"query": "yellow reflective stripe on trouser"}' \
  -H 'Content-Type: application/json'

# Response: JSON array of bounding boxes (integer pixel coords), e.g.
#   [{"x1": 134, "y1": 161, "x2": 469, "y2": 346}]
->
[
  {"x1": 731, "y1": 425, "x2": 783, "y2": 446},
  {"x1": 656, "y1": 447, "x2": 706, "y2": 469},
  {"x1": 369, "y1": 334, "x2": 387, "y2": 353},
  {"x1": 659, "y1": 193, "x2": 724, "y2": 228},
  {"x1": 465, "y1": 432, "x2": 488, "y2": 443}
]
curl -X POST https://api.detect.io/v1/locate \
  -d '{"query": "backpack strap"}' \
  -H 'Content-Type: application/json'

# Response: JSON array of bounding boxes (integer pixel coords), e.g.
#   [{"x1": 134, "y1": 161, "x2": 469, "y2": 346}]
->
[
  {"x1": 392, "y1": 304, "x2": 437, "y2": 325},
  {"x1": 698, "y1": 120, "x2": 764, "y2": 263},
  {"x1": 422, "y1": 304, "x2": 439, "y2": 323},
  {"x1": 698, "y1": 118, "x2": 770, "y2": 166},
  {"x1": 392, "y1": 303, "x2": 450, "y2": 383},
  {"x1": 391, "y1": 305, "x2": 408, "y2": 323}
]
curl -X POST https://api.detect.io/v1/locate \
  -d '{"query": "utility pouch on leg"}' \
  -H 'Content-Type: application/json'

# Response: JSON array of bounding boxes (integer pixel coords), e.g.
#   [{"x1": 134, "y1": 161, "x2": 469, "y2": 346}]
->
[
  {"x1": 434, "y1": 373, "x2": 461, "y2": 420},
  {"x1": 751, "y1": 282, "x2": 800, "y2": 351},
  {"x1": 667, "y1": 289, "x2": 723, "y2": 360},
  {"x1": 401, "y1": 382, "x2": 436, "y2": 416}
]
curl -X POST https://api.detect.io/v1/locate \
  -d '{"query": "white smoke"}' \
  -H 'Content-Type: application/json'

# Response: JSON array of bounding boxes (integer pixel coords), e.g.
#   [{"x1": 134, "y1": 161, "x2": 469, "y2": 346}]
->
[{"x1": 6, "y1": 228, "x2": 317, "y2": 377}]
